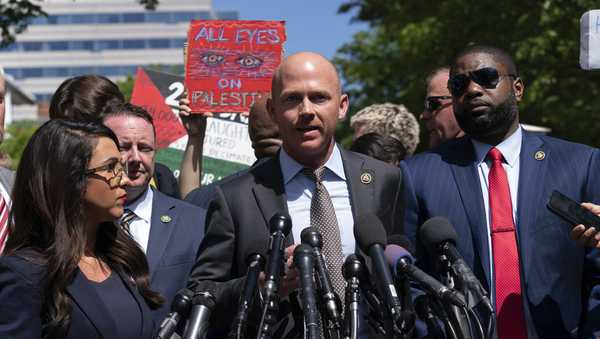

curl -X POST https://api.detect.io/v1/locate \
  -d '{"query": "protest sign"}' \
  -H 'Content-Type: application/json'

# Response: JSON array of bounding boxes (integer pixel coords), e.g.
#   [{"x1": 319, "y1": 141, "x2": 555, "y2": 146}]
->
[
  {"x1": 130, "y1": 67, "x2": 255, "y2": 184},
  {"x1": 581, "y1": 10, "x2": 600, "y2": 70},
  {"x1": 185, "y1": 20, "x2": 286, "y2": 113}
]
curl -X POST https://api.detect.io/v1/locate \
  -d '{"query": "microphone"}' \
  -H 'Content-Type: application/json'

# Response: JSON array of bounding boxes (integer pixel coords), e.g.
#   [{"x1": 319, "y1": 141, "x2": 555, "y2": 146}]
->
[
  {"x1": 157, "y1": 288, "x2": 194, "y2": 339},
  {"x1": 300, "y1": 227, "x2": 342, "y2": 330},
  {"x1": 420, "y1": 217, "x2": 493, "y2": 312},
  {"x1": 294, "y1": 244, "x2": 322, "y2": 339},
  {"x1": 384, "y1": 243, "x2": 466, "y2": 307},
  {"x1": 342, "y1": 255, "x2": 362, "y2": 339},
  {"x1": 256, "y1": 213, "x2": 292, "y2": 339},
  {"x1": 230, "y1": 252, "x2": 265, "y2": 339},
  {"x1": 262, "y1": 213, "x2": 292, "y2": 301},
  {"x1": 354, "y1": 214, "x2": 405, "y2": 334},
  {"x1": 183, "y1": 282, "x2": 218, "y2": 339}
]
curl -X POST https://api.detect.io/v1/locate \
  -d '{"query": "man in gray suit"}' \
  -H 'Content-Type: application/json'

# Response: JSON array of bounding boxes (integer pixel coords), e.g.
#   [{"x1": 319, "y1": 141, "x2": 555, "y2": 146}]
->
[
  {"x1": 0, "y1": 66, "x2": 15, "y2": 254},
  {"x1": 188, "y1": 52, "x2": 404, "y2": 337}
]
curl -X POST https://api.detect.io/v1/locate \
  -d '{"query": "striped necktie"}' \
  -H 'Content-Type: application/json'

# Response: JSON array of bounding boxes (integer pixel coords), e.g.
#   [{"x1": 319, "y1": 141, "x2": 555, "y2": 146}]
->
[
  {"x1": 120, "y1": 209, "x2": 136, "y2": 235},
  {"x1": 0, "y1": 195, "x2": 10, "y2": 254}
]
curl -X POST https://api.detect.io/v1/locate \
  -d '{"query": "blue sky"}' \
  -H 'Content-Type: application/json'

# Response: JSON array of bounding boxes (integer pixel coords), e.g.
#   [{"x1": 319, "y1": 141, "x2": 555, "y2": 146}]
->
[{"x1": 213, "y1": 0, "x2": 369, "y2": 60}]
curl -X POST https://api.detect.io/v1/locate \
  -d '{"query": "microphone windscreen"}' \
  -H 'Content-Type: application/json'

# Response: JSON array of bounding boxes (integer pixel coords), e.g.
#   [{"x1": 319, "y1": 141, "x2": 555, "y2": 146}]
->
[
  {"x1": 387, "y1": 234, "x2": 415, "y2": 254},
  {"x1": 354, "y1": 213, "x2": 387, "y2": 252},
  {"x1": 384, "y1": 244, "x2": 414, "y2": 267},
  {"x1": 419, "y1": 217, "x2": 458, "y2": 254}
]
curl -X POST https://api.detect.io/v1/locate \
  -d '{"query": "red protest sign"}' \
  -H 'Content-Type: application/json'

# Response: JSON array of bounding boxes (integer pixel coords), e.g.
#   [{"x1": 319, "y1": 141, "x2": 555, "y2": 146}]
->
[{"x1": 185, "y1": 20, "x2": 286, "y2": 113}]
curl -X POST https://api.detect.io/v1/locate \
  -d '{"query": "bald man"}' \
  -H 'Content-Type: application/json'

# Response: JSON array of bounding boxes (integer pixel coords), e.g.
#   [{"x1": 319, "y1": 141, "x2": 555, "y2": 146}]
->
[{"x1": 187, "y1": 52, "x2": 404, "y2": 337}]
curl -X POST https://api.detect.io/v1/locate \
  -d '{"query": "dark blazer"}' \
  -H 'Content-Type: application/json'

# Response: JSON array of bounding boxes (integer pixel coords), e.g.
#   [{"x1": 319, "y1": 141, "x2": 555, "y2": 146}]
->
[
  {"x1": 153, "y1": 162, "x2": 180, "y2": 199},
  {"x1": 187, "y1": 148, "x2": 404, "y2": 337},
  {"x1": 401, "y1": 131, "x2": 600, "y2": 338},
  {"x1": 0, "y1": 253, "x2": 155, "y2": 339},
  {"x1": 146, "y1": 190, "x2": 206, "y2": 323}
]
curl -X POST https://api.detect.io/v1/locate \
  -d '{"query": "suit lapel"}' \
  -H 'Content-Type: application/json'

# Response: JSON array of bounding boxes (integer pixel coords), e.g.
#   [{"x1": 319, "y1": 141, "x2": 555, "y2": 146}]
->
[
  {"x1": 340, "y1": 149, "x2": 373, "y2": 225},
  {"x1": 66, "y1": 270, "x2": 119, "y2": 337},
  {"x1": 115, "y1": 271, "x2": 153, "y2": 339},
  {"x1": 251, "y1": 156, "x2": 292, "y2": 244},
  {"x1": 448, "y1": 139, "x2": 491, "y2": 289},
  {"x1": 516, "y1": 132, "x2": 547, "y2": 267},
  {"x1": 146, "y1": 190, "x2": 177, "y2": 279}
]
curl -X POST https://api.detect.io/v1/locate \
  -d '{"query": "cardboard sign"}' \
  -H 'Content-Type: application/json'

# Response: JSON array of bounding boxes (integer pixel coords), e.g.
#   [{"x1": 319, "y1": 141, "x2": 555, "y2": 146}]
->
[
  {"x1": 185, "y1": 20, "x2": 286, "y2": 113},
  {"x1": 130, "y1": 67, "x2": 255, "y2": 182},
  {"x1": 580, "y1": 10, "x2": 600, "y2": 70}
]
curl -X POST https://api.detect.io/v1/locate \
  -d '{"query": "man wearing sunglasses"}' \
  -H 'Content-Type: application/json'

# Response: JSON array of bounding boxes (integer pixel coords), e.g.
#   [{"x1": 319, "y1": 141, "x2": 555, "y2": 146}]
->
[
  {"x1": 420, "y1": 66, "x2": 464, "y2": 148},
  {"x1": 402, "y1": 45, "x2": 600, "y2": 338}
]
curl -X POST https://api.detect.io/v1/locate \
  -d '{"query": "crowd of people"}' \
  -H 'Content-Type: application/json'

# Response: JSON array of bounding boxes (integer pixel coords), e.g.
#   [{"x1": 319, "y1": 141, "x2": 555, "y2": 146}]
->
[{"x1": 0, "y1": 43, "x2": 599, "y2": 339}]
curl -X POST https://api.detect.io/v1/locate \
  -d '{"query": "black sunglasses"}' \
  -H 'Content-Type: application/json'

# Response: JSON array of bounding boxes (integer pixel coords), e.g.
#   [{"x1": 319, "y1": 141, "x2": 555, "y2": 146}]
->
[
  {"x1": 424, "y1": 96, "x2": 452, "y2": 112},
  {"x1": 447, "y1": 67, "x2": 516, "y2": 97}
]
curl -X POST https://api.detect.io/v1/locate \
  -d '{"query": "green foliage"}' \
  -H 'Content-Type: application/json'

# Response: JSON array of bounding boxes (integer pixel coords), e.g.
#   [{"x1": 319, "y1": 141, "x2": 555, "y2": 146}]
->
[
  {"x1": 0, "y1": 120, "x2": 40, "y2": 169},
  {"x1": 117, "y1": 74, "x2": 135, "y2": 102},
  {"x1": 335, "y1": 0, "x2": 600, "y2": 147}
]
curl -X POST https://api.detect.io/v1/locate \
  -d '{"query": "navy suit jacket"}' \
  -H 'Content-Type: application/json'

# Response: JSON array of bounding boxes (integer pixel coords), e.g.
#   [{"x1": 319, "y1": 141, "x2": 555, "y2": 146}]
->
[
  {"x1": 146, "y1": 189, "x2": 206, "y2": 323},
  {"x1": 0, "y1": 253, "x2": 155, "y2": 339},
  {"x1": 401, "y1": 131, "x2": 600, "y2": 338}
]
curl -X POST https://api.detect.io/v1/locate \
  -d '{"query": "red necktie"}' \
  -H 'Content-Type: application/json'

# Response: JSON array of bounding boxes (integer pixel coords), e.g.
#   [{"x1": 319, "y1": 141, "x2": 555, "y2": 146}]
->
[
  {"x1": 0, "y1": 195, "x2": 10, "y2": 254},
  {"x1": 487, "y1": 147, "x2": 527, "y2": 339}
]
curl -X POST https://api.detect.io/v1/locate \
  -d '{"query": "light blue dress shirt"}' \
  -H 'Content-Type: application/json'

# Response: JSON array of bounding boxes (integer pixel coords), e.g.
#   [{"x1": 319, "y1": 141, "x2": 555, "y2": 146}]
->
[
  {"x1": 471, "y1": 125, "x2": 522, "y2": 304},
  {"x1": 279, "y1": 144, "x2": 356, "y2": 256}
]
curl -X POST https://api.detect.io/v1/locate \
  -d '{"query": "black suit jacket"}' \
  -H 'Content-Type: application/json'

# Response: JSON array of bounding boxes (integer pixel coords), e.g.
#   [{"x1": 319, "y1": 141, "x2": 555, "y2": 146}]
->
[
  {"x1": 187, "y1": 148, "x2": 404, "y2": 337},
  {"x1": 0, "y1": 253, "x2": 155, "y2": 339}
]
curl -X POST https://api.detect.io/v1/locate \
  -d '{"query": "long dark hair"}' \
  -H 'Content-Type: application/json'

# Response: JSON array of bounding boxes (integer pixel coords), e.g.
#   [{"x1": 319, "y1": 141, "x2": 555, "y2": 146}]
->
[
  {"x1": 5, "y1": 119, "x2": 163, "y2": 338},
  {"x1": 49, "y1": 75, "x2": 125, "y2": 121}
]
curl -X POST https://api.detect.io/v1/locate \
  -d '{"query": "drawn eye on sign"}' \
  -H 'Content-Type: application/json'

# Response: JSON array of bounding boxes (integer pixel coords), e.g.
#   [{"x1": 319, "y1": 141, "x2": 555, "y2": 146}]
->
[
  {"x1": 237, "y1": 54, "x2": 263, "y2": 69},
  {"x1": 200, "y1": 53, "x2": 226, "y2": 66}
]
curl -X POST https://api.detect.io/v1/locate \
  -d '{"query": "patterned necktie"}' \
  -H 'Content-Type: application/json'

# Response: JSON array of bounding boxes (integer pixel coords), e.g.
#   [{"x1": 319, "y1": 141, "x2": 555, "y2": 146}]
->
[
  {"x1": 120, "y1": 209, "x2": 136, "y2": 235},
  {"x1": 0, "y1": 195, "x2": 10, "y2": 254},
  {"x1": 302, "y1": 167, "x2": 346, "y2": 305},
  {"x1": 487, "y1": 147, "x2": 527, "y2": 339}
]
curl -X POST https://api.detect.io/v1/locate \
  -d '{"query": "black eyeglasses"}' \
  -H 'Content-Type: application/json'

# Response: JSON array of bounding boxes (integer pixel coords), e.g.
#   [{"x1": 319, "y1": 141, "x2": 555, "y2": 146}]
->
[
  {"x1": 85, "y1": 161, "x2": 128, "y2": 188},
  {"x1": 424, "y1": 95, "x2": 452, "y2": 112},
  {"x1": 447, "y1": 67, "x2": 516, "y2": 97}
]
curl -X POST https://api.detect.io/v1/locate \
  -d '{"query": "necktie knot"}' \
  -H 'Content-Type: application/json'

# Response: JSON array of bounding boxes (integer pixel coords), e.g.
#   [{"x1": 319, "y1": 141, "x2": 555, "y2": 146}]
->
[
  {"x1": 301, "y1": 167, "x2": 325, "y2": 183},
  {"x1": 487, "y1": 147, "x2": 504, "y2": 163},
  {"x1": 120, "y1": 209, "x2": 136, "y2": 233}
]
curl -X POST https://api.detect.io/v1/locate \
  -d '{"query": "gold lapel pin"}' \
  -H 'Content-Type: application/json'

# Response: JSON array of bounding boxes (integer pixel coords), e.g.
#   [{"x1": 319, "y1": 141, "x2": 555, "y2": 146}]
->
[
  {"x1": 160, "y1": 215, "x2": 172, "y2": 223},
  {"x1": 534, "y1": 151, "x2": 545, "y2": 161},
  {"x1": 360, "y1": 172, "x2": 373, "y2": 185}
]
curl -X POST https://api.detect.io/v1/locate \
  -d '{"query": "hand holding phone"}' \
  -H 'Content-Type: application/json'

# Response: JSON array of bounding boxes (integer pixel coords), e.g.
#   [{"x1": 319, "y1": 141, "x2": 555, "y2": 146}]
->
[{"x1": 547, "y1": 190, "x2": 600, "y2": 248}]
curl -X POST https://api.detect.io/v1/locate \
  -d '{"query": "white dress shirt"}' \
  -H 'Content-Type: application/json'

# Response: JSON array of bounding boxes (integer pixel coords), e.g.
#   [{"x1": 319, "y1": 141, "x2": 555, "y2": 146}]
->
[
  {"x1": 471, "y1": 125, "x2": 523, "y2": 303},
  {"x1": 124, "y1": 186, "x2": 154, "y2": 253},
  {"x1": 279, "y1": 144, "x2": 356, "y2": 256}
]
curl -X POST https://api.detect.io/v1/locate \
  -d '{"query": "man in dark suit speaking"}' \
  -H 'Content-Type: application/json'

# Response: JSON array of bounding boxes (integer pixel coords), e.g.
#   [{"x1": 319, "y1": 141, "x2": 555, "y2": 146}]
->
[
  {"x1": 402, "y1": 45, "x2": 600, "y2": 338},
  {"x1": 187, "y1": 52, "x2": 404, "y2": 337}
]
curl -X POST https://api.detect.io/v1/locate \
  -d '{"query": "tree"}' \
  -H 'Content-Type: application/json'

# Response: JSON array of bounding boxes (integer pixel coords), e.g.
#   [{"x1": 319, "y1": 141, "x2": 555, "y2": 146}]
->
[
  {"x1": 0, "y1": 0, "x2": 160, "y2": 47},
  {"x1": 334, "y1": 0, "x2": 600, "y2": 148}
]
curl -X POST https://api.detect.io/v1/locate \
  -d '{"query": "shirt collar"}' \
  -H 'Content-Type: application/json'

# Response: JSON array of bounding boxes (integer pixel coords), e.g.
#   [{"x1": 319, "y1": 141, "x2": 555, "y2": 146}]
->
[
  {"x1": 472, "y1": 125, "x2": 522, "y2": 167},
  {"x1": 279, "y1": 143, "x2": 347, "y2": 185},
  {"x1": 125, "y1": 186, "x2": 153, "y2": 223}
]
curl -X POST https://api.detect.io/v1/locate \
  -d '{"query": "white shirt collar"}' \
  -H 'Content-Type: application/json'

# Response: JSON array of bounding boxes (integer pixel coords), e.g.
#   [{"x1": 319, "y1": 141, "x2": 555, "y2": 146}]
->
[
  {"x1": 125, "y1": 186, "x2": 153, "y2": 223},
  {"x1": 279, "y1": 143, "x2": 346, "y2": 185},
  {"x1": 472, "y1": 125, "x2": 522, "y2": 167}
]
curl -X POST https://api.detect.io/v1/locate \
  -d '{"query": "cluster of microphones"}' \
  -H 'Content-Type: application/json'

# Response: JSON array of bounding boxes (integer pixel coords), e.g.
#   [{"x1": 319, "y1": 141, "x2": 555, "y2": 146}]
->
[{"x1": 157, "y1": 214, "x2": 496, "y2": 339}]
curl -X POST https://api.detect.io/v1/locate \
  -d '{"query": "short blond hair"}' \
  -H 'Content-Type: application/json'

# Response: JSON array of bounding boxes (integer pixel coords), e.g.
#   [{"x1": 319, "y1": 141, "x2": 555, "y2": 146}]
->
[{"x1": 350, "y1": 103, "x2": 420, "y2": 156}]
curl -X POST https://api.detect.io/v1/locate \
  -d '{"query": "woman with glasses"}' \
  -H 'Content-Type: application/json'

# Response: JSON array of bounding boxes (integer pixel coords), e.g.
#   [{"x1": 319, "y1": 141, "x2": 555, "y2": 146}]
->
[{"x1": 0, "y1": 119, "x2": 163, "y2": 338}]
